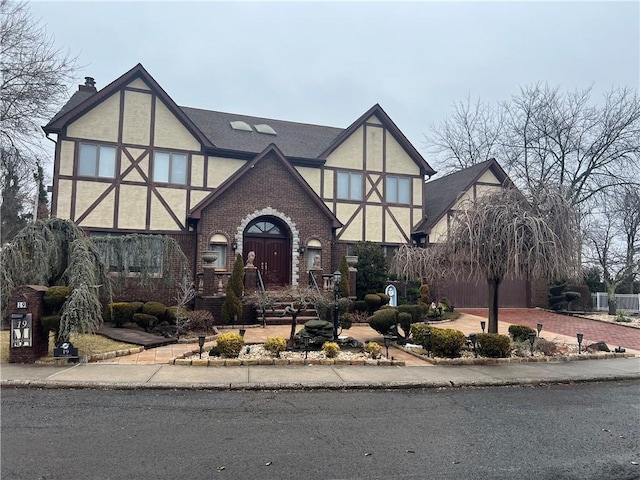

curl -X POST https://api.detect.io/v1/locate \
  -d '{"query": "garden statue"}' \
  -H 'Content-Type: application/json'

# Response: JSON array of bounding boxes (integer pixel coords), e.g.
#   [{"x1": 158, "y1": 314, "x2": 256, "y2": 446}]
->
[
  {"x1": 246, "y1": 251, "x2": 255, "y2": 267},
  {"x1": 312, "y1": 254, "x2": 321, "y2": 269}
]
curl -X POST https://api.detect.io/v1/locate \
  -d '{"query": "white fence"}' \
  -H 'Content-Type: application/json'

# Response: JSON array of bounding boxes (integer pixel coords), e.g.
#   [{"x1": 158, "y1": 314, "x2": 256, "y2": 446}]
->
[{"x1": 592, "y1": 293, "x2": 640, "y2": 312}]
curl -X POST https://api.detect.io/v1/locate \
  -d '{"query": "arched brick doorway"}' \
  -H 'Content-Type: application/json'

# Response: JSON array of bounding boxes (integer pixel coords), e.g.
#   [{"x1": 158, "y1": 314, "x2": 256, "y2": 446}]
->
[{"x1": 243, "y1": 217, "x2": 291, "y2": 287}]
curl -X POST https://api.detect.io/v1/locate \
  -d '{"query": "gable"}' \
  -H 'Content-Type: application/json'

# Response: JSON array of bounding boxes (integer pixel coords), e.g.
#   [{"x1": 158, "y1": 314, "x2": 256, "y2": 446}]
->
[{"x1": 67, "y1": 92, "x2": 120, "y2": 142}]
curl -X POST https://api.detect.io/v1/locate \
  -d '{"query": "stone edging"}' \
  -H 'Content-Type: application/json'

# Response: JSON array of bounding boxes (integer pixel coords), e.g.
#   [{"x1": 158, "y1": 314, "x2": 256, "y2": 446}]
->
[
  {"x1": 87, "y1": 347, "x2": 145, "y2": 362},
  {"x1": 172, "y1": 347, "x2": 405, "y2": 366}
]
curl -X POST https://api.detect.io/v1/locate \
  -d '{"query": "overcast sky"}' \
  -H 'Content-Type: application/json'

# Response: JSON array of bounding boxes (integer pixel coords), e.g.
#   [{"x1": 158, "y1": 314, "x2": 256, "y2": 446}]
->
[{"x1": 31, "y1": 1, "x2": 639, "y2": 166}]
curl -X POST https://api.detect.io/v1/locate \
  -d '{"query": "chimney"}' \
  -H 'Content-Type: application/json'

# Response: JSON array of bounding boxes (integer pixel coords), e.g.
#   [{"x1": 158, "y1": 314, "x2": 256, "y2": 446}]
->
[{"x1": 79, "y1": 76, "x2": 97, "y2": 93}]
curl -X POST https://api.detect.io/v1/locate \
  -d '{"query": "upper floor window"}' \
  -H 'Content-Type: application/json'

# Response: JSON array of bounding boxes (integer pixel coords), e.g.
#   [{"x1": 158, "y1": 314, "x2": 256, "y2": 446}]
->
[
  {"x1": 153, "y1": 151, "x2": 187, "y2": 184},
  {"x1": 386, "y1": 176, "x2": 411, "y2": 204},
  {"x1": 78, "y1": 143, "x2": 116, "y2": 178},
  {"x1": 337, "y1": 172, "x2": 362, "y2": 201}
]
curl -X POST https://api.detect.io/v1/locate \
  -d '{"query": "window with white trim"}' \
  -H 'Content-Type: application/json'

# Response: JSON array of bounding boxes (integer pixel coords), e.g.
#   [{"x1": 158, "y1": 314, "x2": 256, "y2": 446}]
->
[
  {"x1": 306, "y1": 239, "x2": 322, "y2": 271},
  {"x1": 337, "y1": 172, "x2": 363, "y2": 200},
  {"x1": 209, "y1": 233, "x2": 227, "y2": 269},
  {"x1": 78, "y1": 143, "x2": 116, "y2": 178},
  {"x1": 153, "y1": 151, "x2": 187, "y2": 184},
  {"x1": 386, "y1": 176, "x2": 411, "y2": 204}
]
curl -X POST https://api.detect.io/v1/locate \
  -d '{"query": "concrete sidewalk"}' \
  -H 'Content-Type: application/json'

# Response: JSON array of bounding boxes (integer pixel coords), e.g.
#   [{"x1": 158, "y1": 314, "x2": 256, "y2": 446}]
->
[{"x1": 2, "y1": 357, "x2": 639, "y2": 391}]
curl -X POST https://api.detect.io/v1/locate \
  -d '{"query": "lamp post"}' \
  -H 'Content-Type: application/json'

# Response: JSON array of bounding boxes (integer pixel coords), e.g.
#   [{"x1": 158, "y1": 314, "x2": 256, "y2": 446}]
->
[
  {"x1": 536, "y1": 323, "x2": 543, "y2": 338},
  {"x1": 528, "y1": 332, "x2": 536, "y2": 356},
  {"x1": 333, "y1": 270, "x2": 341, "y2": 341},
  {"x1": 480, "y1": 321, "x2": 486, "y2": 333},
  {"x1": 198, "y1": 335, "x2": 206, "y2": 359},
  {"x1": 469, "y1": 333, "x2": 478, "y2": 358},
  {"x1": 577, "y1": 332, "x2": 584, "y2": 354}
]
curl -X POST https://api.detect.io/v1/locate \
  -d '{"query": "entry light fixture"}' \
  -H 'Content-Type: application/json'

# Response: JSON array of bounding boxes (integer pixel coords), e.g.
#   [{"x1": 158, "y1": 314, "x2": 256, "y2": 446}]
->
[{"x1": 231, "y1": 240, "x2": 238, "y2": 251}]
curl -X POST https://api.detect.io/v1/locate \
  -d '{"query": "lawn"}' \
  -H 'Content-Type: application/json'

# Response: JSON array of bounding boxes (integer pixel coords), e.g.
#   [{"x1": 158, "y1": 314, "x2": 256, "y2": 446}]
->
[{"x1": 0, "y1": 331, "x2": 137, "y2": 364}]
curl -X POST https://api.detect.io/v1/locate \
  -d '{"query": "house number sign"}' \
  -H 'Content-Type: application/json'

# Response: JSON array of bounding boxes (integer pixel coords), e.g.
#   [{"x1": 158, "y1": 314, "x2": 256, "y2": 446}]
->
[
  {"x1": 16, "y1": 301, "x2": 27, "y2": 308},
  {"x1": 11, "y1": 314, "x2": 32, "y2": 347}
]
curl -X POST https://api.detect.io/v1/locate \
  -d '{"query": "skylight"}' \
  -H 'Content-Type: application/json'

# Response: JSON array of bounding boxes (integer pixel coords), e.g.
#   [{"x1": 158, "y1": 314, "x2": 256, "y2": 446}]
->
[
  {"x1": 254, "y1": 124, "x2": 277, "y2": 135},
  {"x1": 230, "y1": 121, "x2": 252, "y2": 132}
]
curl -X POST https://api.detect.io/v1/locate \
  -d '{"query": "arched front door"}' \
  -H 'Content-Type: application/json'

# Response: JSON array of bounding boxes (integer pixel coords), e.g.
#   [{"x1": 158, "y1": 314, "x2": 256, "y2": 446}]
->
[{"x1": 243, "y1": 217, "x2": 291, "y2": 287}]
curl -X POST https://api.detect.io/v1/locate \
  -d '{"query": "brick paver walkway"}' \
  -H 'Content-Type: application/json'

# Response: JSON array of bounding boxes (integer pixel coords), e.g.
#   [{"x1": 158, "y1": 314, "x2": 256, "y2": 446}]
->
[{"x1": 460, "y1": 308, "x2": 640, "y2": 351}]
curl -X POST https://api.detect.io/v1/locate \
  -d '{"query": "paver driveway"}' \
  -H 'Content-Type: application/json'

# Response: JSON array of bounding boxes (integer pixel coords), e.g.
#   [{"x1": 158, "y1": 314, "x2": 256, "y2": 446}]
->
[{"x1": 460, "y1": 308, "x2": 640, "y2": 351}]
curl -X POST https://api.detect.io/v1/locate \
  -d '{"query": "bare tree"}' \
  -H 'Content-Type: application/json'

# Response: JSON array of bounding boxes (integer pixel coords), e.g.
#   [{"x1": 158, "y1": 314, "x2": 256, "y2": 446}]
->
[
  {"x1": 391, "y1": 189, "x2": 581, "y2": 333},
  {"x1": 428, "y1": 84, "x2": 640, "y2": 207},
  {"x1": 584, "y1": 185, "x2": 640, "y2": 313},
  {"x1": 1, "y1": 0, "x2": 77, "y2": 155},
  {"x1": 426, "y1": 95, "x2": 504, "y2": 173}
]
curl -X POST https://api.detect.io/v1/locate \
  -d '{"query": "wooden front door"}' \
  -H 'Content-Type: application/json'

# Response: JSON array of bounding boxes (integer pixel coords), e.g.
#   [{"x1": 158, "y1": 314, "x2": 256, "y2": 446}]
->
[{"x1": 244, "y1": 218, "x2": 290, "y2": 287}]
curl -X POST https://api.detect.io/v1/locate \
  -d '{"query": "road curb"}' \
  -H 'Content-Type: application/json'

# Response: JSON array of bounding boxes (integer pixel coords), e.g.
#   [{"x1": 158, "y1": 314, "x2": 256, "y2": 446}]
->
[{"x1": 3, "y1": 372, "x2": 639, "y2": 392}]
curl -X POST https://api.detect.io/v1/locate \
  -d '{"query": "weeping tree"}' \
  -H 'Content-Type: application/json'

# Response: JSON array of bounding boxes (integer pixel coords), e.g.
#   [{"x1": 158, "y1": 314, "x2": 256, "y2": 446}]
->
[
  {"x1": 1, "y1": 218, "x2": 111, "y2": 342},
  {"x1": 2, "y1": 219, "x2": 191, "y2": 342},
  {"x1": 392, "y1": 188, "x2": 581, "y2": 333}
]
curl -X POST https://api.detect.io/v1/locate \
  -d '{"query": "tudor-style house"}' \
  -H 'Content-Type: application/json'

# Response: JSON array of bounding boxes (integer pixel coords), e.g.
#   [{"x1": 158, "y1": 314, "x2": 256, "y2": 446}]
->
[{"x1": 43, "y1": 64, "x2": 436, "y2": 300}]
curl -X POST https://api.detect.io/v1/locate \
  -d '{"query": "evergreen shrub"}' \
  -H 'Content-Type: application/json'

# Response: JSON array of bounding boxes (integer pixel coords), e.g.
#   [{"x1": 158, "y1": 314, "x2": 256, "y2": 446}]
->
[
  {"x1": 410, "y1": 323, "x2": 433, "y2": 345},
  {"x1": 216, "y1": 332, "x2": 244, "y2": 358},
  {"x1": 142, "y1": 301, "x2": 167, "y2": 320},
  {"x1": 110, "y1": 302, "x2": 139, "y2": 327},
  {"x1": 430, "y1": 328, "x2": 466, "y2": 358},
  {"x1": 322, "y1": 341, "x2": 340, "y2": 358},
  {"x1": 133, "y1": 313, "x2": 158, "y2": 331},
  {"x1": 476, "y1": 333, "x2": 512, "y2": 358},
  {"x1": 41, "y1": 315, "x2": 61, "y2": 334},
  {"x1": 264, "y1": 337, "x2": 287, "y2": 356},
  {"x1": 367, "y1": 308, "x2": 398, "y2": 334}
]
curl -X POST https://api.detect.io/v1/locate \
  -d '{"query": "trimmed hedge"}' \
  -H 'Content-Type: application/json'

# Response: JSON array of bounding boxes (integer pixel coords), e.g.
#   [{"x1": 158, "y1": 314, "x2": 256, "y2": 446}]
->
[
  {"x1": 142, "y1": 301, "x2": 167, "y2": 320},
  {"x1": 430, "y1": 328, "x2": 466, "y2": 358},
  {"x1": 166, "y1": 306, "x2": 189, "y2": 325},
  {"x1": 398, "y1": 312, "x2": 412, "y2": 338},
  {"x1": 364, "y1": 294, "x2": 382, "y2": 314},
  {"x1": 109, "y1": 302, "x2": 140, "y2": 327},
  {"x1": 508, "y1": 324, "x2": 536, "y2": 342},
  {"x1": 398, "y1": 304, "x2": 425, "y2": 325},
  {"x1": 477, "y1": 333, "x2": 512, "y2": 358},
  {"x1": 216, "y1": 332, "x2": 244, "y2": 358},
  {"x1": 367, "y1": 308, "x2": 398, "y2": 335}
]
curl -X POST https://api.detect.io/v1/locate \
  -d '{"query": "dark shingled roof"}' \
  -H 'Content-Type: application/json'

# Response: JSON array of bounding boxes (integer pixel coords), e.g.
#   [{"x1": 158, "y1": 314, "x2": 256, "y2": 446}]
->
[
  {"x1": 48, "y1": 89, "x2": 96, "y2": 124},
  {"x1": 181, "y1": 107, "x2": 343, "y2": 159},
  {"x1": 416, "y1": 159, "x2": 507, "y2": 234}
]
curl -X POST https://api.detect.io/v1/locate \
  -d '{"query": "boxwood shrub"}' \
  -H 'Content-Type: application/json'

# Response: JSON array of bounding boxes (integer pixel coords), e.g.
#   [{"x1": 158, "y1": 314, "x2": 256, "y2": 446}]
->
[
  {"x1": 364, "y1": 294, "x2": 382, "y2": 314},
  {"x1": 109, "y1": 302, "x2": 140, "y2": 327},
  {"x1": 410, "y1": 323, "x2": 433, "y2": 346},
  {"x1": 477, "y1": 333, "x2": 512, "y2": 358},
  {"x1": 430, "y1": 328, "x2": 466, "y2": 358},
  {"x1": 142, "y1": 301, "x2": 167, "y2": 320},
  {"x1": 264, "y1": 337, "x2": 287, "y2": 356},
  {"x1": 41, "y1": 315, "x2": 61, "y2": 334}
]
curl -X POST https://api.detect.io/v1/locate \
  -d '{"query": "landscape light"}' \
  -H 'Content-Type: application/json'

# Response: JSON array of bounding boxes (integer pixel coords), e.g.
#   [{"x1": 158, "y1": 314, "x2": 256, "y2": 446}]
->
[
  {"x1": 480, "y1": 321, "x2": 486, "y2": 333},
  {"x1": 528, "y1": 332, "x2": 536, "y2": 357},
  {"x1": 536, "y1": 323, "x2": 543, "y2": 337},
  {"x1": 198, "y1": 335, "x2": 206, "y2": 359},
  {"x1": 577, "y1": 332, "x2": 584, "y2": 354},
  {"x1": 469, "y1": 333, "x2": 478, "y2": 358}
]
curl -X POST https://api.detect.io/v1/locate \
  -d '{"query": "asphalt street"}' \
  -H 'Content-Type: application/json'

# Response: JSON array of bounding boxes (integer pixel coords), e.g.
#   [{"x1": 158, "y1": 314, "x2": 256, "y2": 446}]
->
[{"x1": 2, "y1": 381, "x2": 639, "y2": 480}]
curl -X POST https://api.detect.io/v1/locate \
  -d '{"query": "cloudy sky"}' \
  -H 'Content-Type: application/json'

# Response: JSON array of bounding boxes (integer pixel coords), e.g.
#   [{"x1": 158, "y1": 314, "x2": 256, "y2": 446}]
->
[{"x1": 31, "y1": 1, "x2": 639, "y2": 166}]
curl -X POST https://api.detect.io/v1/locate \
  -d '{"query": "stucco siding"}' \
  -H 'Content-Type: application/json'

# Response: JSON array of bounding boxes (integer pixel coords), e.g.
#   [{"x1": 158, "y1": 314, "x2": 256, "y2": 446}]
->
[
  {"x1": 153, "y1": 98, "x2": 200, "y2": 151},
  {"x1": 296, "y1": 166, "x2": 321, "y2": 195},
  {"x1": 365, "y1": 205, "x2": 383, "y2": 242},
  {"x1": 74, "y1": 181, "x2": 110, "y2": 220},
  {"x1": 478, "y1": 170, "x2": 501, "y2": 184},
  {"x1": 56, "y1": 180, "x2": 73, "y2": 219},
  {"x1": 59, "y1": 141, "x2": 75, "y2": 176},
  {"x1": 191, "y1": 154, "x2": 205, "y2": 187},
  {"x1": 122, "y1": 90, "x2": 152, "y2": 146},
  {"x1": 80, "y1": 190, "x2": 115, "y2": 228},
  {"x1": 366, "y1": 125, "x2": 384, "y2": 172},
  {"x1": 207, "y1": 156, "x2": 244, "y2": 188},
  {"x1": 118, "y1": 185, "x2": 147, "y2": 229},
  {"x1": 67, "y1": 92, "x2": 120, "y2": 142},
  {"x1": 385, "y1": 130, "x2": 420, "y2": 175},
  {"x1": 387, "y1": 207, "x2": 410, "y2": 243},
  {"x1": 325, "y1": 126, "x2": 364, "y2": 170}
]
